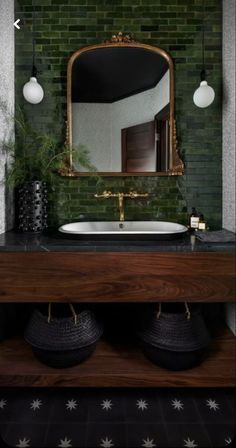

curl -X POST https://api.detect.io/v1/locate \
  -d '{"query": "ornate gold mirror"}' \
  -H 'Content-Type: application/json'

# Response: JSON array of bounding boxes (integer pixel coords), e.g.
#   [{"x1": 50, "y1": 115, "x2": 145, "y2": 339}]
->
[{"x1": 62, "y1": 33, "x2": 184, "y2": 177}]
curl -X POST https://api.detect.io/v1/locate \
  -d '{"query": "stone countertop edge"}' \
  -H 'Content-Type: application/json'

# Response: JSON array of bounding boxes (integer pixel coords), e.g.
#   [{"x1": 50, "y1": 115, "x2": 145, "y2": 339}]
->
[{"x1": 0, "y1": 230, "x2": 235, "y2": 252}]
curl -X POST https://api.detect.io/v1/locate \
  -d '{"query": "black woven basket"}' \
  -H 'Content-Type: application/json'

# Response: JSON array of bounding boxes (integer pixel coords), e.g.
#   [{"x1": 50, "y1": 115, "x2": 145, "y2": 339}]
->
[
  {"x1": 0, "y1": 305, "x2": 6, "y2": 342},
  {"x1": 138, "y1": 303, "x2": 211, "y2": 371},
  {"x1": 24, "y1": 304, "x2": 103, "y2": 368},
  {"x1": 0, "y1": 304, "x2": 18, "y2": 342}
]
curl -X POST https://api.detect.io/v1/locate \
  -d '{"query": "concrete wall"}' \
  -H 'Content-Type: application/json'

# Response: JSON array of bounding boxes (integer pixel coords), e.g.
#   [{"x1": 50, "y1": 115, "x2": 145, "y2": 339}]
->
[
  {"x1": 222, "y1": 0, "x2": 236, "y2": 335},
  {"x1": 223, "y1": 0, "x2": 236, "y2": 233},
  {"x1": 0, "y1": 0, "x2": 15, "y2": 233}
]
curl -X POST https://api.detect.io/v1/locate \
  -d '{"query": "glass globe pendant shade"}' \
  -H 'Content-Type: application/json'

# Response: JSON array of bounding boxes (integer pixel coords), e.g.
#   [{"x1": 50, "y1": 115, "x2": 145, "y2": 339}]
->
[
  {"x1": 23, "y1": 76, "x2": 44, "y2": 105},
  {"x1": 193, "y1": 80, "x2": 215, "y2": 108}
]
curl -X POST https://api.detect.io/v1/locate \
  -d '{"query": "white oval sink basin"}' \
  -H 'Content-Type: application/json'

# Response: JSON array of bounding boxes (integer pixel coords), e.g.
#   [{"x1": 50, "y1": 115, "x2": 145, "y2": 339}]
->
[{"x1": 58, "y1": 221, "x2": 188, "y2": 239}]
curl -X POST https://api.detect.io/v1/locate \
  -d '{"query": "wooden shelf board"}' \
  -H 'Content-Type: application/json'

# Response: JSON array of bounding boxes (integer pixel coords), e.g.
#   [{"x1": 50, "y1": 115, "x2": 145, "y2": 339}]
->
[{"x1": 0, "y1": 327, "x2": 235, "y2": 388}]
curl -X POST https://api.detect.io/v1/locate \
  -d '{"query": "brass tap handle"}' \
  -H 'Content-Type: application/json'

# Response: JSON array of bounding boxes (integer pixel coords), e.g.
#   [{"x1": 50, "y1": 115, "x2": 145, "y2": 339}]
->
[
  {"x1": 128, "y1": 191, "x2": 149, "y2": 198},
  {"x1": 94, "y1": 190, "x2": 112, "y2": 198}
]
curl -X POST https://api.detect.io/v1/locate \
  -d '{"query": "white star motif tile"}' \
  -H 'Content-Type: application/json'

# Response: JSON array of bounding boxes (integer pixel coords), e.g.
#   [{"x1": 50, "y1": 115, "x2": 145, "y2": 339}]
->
[
  {"x1": 30, "y1": 399, "x2": 42, "y2": 411},
  {"x1": 99, "y1": 436, "x2": 114, "y2": 447},
  {"x1": 0, "y1": 398, "x2": 7, "y2": 409},
  {"x1": 206, "y1": 398, "x2": 220, "y2": 411},
  {"x1": 184, "y1": 437, "x2": 198, "y2": 448},
  {"x1": 183, "y1": 437, "x2": 198, "y2": 448},
  {"x1": 142, "y1": 436, "x2": 156, "y2": 447},
  {"x1": 16, "y1": 437, "x2": 31, "y2": 448},
  {"x1": 137, "y1": 399, "x2": 148, "y2": 411},
  {"x1": 171, "y1": 398, "x2": 184, "y2": 411},
  {"x1": 0, "y1": 387, "x2": 234, "y2": 448},
  {"x1": 101, "y1": 399, "x2": 113, "y2": 411},
  {"x1": 58, "y1": 436, "x2": 72, "y2": 447},
  {"x1": 66, "y1": 399, "x2": 78, "y2": 411}
]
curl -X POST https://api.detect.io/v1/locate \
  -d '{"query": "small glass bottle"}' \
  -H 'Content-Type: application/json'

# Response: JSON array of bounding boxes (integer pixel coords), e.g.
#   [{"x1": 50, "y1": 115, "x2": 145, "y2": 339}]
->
[
  {"x1": 198, "y1": 214, "x2": 206, "y2": 231},
  {"x1": 189, "y1": 207, "x2": 199, "y2": 230}
]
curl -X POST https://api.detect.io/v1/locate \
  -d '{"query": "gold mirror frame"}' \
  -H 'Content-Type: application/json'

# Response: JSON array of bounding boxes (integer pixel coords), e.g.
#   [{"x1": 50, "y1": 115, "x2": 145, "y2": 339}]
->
[{"x1": 61, "y1": 33, "x2": 184, "y2": 177}]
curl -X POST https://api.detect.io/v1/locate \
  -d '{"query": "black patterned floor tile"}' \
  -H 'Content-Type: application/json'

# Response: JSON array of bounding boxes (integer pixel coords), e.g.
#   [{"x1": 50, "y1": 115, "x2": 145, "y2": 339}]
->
[
  {"x1": 4, "y1": 423, "x2": 48, "y2": 447},
  {"x1": 0, "y1": 434, "x2": 9, "y2": 448},
  {"x1": 126, "y1": 423, "x2": 169, "y2": 448},
  {"x1": 6, "y1": 391, "x2": 52, "y2": 424},
  {"x1": 194, "y1": 393, "x2": 235, "y2": 424},
  {"x1": 124, "y1": 389, "x2": 162, "y2": 423},
  {"x1": 159, "y1": 391, "x2": 200, "y2": 424},
  {"x1": 166, "y1": 423, "x2": 211, "y2": 447},
  {"x1": 223, "y1": 389, "x2": 236, "y2": 415},
  {"x1": 86, "y1": 423, "x2": 126, "y2": 448},
  {"x1": 204, "y1": 424, "x2": 236, "y2": 447},
  {"x1": 0, "y1": 424, "x2": 7, "y2": 440},
  {"x1": 0, "y1": 394, "x2": 14, "y2": 423},
  {"x1": 87, "y1": 390, "x2": 125, "y2": 423},
  {"x1": 45, "y1": 423, "x2": 86, "y2": 447},
  {"x1": 49, "y1": 390, "x2": 88, "y2": 423},
  {"x1": 0, "y1": 388, "x2": 235, "y2": 448}
]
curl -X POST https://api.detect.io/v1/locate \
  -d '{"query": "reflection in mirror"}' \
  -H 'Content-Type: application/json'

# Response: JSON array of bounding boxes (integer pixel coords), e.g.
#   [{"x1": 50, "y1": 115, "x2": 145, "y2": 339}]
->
[
  {"x1": 72, "y1": 75, "x2": 170, "y2": 172},
  {"x1": 66, "y1": 37, "x2": 184, "y2": 176}
]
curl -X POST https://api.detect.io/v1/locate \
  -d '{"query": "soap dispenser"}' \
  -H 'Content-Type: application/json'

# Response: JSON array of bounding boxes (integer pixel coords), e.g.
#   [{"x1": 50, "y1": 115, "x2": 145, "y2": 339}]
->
[
  {"x1": 198, "y1": 214, "x2": 206, "y2": 231},
  {"x1": 189, "y1": 207, "x2": 199, "y2": 230}
]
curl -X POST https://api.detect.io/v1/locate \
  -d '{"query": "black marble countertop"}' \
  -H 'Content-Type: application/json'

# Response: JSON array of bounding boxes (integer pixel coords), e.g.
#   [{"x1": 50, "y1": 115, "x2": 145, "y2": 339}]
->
[{"x1": 0, "y1": 229, "x2": 235, "y2": 252}]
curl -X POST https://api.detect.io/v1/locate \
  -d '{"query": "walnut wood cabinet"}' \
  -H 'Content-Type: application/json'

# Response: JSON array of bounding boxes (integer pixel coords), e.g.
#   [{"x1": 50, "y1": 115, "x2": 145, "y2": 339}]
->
[{"x1": 0, "y1": 250, "x2": 235, "y2": 387}]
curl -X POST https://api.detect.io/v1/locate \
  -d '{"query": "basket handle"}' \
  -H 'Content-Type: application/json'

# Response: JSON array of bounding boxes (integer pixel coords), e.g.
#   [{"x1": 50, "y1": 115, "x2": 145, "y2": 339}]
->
[
  {"x1": 47, "y1": 303, "x2": 78, "y2": 325},
  {"x1": 156, "y1": 302, "x2": 191, "y2": 320}
]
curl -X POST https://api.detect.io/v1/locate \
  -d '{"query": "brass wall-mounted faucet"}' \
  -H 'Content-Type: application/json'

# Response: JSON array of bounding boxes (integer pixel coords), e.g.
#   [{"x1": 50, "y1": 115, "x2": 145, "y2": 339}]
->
[{"x1": 94, "y1": 190, "x2": 149, "y2": 221}]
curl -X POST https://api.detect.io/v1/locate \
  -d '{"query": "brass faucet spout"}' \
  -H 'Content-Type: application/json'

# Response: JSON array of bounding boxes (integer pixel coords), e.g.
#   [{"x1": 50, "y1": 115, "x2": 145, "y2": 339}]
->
[
  {"x1": 118, "y1": 194, "x2": 124, "y2": 221},
  {"x1": 94, "y1": 190, "x2": 148, "y2": 221}
]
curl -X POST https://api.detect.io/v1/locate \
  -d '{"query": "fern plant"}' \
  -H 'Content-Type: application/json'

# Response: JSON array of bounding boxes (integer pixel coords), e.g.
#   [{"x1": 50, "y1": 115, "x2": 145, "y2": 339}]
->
[{"x1": 1, "y1": 104, "x2": 96, "y2": 188}]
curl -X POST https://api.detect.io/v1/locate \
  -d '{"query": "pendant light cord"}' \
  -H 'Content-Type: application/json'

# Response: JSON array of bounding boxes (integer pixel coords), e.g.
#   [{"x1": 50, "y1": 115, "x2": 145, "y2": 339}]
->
[
  {"x1": 200, "y1": 0, "x2": 206, "y2": 81},
  {"x1": 31, "y1": 0, "x2": 37, "y2": 77}
]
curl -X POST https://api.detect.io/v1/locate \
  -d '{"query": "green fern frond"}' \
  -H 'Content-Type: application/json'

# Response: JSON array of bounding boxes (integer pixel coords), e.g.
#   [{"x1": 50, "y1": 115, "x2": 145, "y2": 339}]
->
[{"x1": 0, "y1": 102, "x2": 97, "y2": 188}]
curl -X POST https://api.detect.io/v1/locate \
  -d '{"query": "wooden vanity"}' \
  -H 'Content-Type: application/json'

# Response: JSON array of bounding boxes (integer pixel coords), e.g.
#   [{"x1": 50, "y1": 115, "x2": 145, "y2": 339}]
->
[{"x1": 0, "y1": 232, "x2": 235, "y2": 388}]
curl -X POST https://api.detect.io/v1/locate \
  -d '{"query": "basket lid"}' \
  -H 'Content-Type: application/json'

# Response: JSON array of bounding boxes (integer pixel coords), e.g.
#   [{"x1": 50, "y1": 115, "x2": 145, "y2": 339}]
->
[
  {"x1": 138, "y1": 308, "x2": 210, "y2": 352},
  {"x1": 24, "y1": 309, "x2": 103, "y2": 351}
]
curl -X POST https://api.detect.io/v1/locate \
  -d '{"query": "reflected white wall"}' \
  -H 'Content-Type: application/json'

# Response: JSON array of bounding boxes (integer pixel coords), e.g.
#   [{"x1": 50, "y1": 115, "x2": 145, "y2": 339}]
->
[{"x1": 72, "y1": 70, "x2": 169, "y2": 171}]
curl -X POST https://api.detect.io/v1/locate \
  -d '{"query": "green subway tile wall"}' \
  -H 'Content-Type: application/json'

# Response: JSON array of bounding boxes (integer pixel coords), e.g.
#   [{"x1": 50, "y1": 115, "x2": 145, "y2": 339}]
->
[{"x1": 15, "y1": 0, "x2": 222, "y2": 228}]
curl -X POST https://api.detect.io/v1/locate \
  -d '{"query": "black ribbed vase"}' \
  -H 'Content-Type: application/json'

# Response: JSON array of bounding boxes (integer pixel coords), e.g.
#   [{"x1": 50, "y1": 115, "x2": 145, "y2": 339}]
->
[{"x1": 17, "y1": 181, "x2": 48, "y2": 232}]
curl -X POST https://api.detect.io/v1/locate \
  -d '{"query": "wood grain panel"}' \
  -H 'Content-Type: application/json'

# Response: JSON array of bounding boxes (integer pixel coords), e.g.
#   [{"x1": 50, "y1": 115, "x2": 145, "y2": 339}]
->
[
  {"x1": 0, "y1": 252, "x2": 235, "y2": 302},
  {"x1": 0, "y1": 327, "x2": 235, "y2": 387}
]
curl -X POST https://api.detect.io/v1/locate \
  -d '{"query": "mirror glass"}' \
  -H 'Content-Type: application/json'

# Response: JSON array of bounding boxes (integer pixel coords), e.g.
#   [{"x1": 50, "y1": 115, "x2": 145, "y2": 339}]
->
[{"x1": 65, "y1": 38, "x2": 184, "y2": 176}]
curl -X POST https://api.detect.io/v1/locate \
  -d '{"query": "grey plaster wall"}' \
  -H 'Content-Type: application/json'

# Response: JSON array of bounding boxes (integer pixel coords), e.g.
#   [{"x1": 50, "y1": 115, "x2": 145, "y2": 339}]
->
[
  {"x1": 0, "y1": 0, "x2": 15, "y2": 233},
  {"x1": 222, "y1": 0, "x2": 236, "y2": 335},
  {"x1": 223, "y1": 0, "x2": 236, "y2": 233}
]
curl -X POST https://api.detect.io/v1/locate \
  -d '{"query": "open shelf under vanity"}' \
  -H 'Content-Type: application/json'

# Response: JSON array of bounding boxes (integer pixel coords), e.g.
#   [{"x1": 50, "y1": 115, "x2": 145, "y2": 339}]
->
[
  {"x1": 0, "y1": 249, "x2": 235, "y2": 388},
  {"x1": 0, "y1": 326, "x2": 235, "y2": 388}
]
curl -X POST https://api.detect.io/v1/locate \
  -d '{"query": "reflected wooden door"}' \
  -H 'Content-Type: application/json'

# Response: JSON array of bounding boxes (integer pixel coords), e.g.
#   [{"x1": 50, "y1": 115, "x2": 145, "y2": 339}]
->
[{"x1": 122, "y1": 120, "x2": 157, "y2": 172}]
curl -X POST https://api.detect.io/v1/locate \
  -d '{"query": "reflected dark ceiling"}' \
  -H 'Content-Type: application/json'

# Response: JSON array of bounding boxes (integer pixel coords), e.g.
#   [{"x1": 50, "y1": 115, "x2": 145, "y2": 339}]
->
[{"x1": 72, "y1": 47, "x2": 169, "y2": 103}]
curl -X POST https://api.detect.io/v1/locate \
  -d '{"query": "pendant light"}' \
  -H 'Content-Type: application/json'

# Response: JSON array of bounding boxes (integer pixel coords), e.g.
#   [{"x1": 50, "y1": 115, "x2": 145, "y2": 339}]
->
[
  {"x1": 193, "y1": 0, "x2": 215, "y2": 108},
  {"x1": 23, "y1": 1, "x2": 44, "y2": 104}
]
